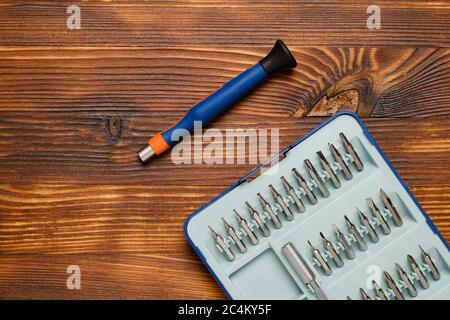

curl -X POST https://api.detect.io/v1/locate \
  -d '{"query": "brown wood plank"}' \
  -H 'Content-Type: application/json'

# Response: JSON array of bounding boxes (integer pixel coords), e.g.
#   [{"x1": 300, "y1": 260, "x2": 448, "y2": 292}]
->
[
  {"x1": 1, "y1": 47, "x2": 449, "y2": 117},
  {"x1": 0, "y1": 114, "x2": 449, "y2": 186},
  {"x1": 0, "y1": 254, "x2": 224, "y2": 299},
  {"x1": 0, "y1": 184, "x2": 447, "y2": 299},
  {"x1": 0, "y1": 184, "x2": 448, "y2": 256},
  {"x1": 1, "y1": 1, "x2": 449, "y2": 300},
  {"x1": 0, "y1": 1, "x2": 449, "y2": 47}
]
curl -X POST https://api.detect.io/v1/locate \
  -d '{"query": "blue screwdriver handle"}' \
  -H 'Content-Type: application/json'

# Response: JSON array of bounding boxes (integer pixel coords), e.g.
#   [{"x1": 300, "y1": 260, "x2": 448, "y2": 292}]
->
[
  {"x1": 162, "y1": 64, "x2": 267, "y2": 147},
  {"x1": 138, "y1": 40, "x2": 297, "y2": 162}
]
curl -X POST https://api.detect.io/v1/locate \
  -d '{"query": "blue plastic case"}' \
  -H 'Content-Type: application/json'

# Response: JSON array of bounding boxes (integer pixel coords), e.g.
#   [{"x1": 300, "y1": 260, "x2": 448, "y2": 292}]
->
[{"x1": 184, "y1": 112, "x2": 450, "y2": 300}]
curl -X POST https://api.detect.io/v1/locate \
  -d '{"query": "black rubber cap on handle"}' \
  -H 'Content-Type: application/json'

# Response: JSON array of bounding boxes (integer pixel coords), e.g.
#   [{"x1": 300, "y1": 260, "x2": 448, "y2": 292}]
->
[{"x1": 259, "y1": 40, "x2": 297, "y2": 75}]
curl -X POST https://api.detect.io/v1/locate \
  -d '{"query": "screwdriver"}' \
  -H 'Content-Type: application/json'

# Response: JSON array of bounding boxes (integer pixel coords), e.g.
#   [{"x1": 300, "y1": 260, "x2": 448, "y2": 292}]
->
[
  {"x1": 138, "y1": 40, "x2": 297, "y2": 162},
  {"x1": 282, "y1": 242, "x2": 328, "y2": 300}
]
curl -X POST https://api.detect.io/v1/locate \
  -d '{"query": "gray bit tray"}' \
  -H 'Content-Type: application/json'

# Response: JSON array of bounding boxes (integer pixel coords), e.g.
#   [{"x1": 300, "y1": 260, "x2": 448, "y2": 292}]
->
[{"x1": 184, "y1": 112, "x2": 450, "y2": 300}]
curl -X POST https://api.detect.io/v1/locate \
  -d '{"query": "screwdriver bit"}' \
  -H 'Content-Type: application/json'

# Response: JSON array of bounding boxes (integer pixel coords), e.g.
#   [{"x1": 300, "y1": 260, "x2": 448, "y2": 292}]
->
[
  {"x1": 329, "y1": 143, "x2": 353, "y2": 180},
  {"x1": 372, "y1": 280, "x2": 388, "y2": 300},
  {"x1": 344, "y1": 215, "x2": 367, "y2": 251},
  {"x1": 383, "y1": 271, "x2": 404, "y2": 300},
  {"x1": 308, "y1": 240, "x2": 332, "y2": 276},
  {"x1": 282, "y1": 242, "x2": 328, "y2": 300},
  {"x1": 257, "y1": 193, "x2": 282, "y2": 229},
  {"x1": 395, "y1": 263, "x2": 417, "y2": 297},
  {"x1": 245, "y1": 201, "x2": 271, "y2": 237},
  {"x1": 367, "y1": 198, "x2": 391, "y2": 235},
  {"x1": 281, "y1": 176, "x2": 305, "y2": 213},
  {"x1": 380, "y1": 189, "x2": 403, "y2": 227},
  {"x1": 209, "y1": 226, "x2": 235, "y2": 262},
  {"x1": 357, "y1": 207, "x2": 379, "y2": 243},
  {"x1": 419, "y1": 245, "x2": 440, "y2": 280},
  {"x1": 234, "y1": 210, "x2": 258, "y2": 246},
  {"x1": 333, "y1": 224, "x2": 355, "y2": 260},
  {"x1": 407, "y1": 254, "x2": 429, "y2": 289},
  {"x1": 304, "y1": 159, "x2": 330, "y2": 198},
  {"x1": 339, "y1": 132, "x2": 363, "y2": 171},
  {"x1": 317, "y1": 151, "x2": 341, "y2": 188},
  {"x1": 359, "y1": 288, "x2": 371, "y2": 300},
  {"x1": 222, "y1": 217, "x2": 247, "y2": 253},
  {"x1": 292, "y1": 168, "x2": 318, "y2": 205},
  {"x1": 269, "y1": 184, "x2": 294, "y2": 221},
  {"x1": 320, "y1": 232, "x2": 344, "y2": 268}
]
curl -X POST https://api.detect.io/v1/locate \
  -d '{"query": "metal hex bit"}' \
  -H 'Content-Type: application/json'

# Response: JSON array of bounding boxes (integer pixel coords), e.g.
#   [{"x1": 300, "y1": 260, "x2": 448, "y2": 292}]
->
[
  {"x1": 209, "y1": 226, "x2": 235, "y2": 262},
  {"x1": 245, "y1": 201, "x2": 271, "y2": 237},
  {"x1": 333, "y1": 224, "x2": 355, "y2": 260},
  {"x1": 317, "y1": 151, "x2": 341, "y2": 188},
  {"x1": 419, "y1": 245, "x2": 440, "y2": 280},
  {"x1": 339, "y1": 132, "x2": 363, "y2": 171},
  {"x1": 222, "y1": 217, "x2": 247, "y2": 254},
  {"x1": 380, "y1": 189, "x2": 403, "y2": 227},
  {"x1": 269, "y1": 184, "x2": 294, "y2": 221},
  {"x1": 395, "y1": 263, "x2": 417, "y2": 297},
  {"x1": 329, "y1": 143, "x2": 353, "y2": 180},
  {"x1": 308, "y1": 240, "x2": 332, "y2": 276},
  {"x1": 357, "y1": 207, "x2": 379, "y2": 243},
  {"x1": 257, "y1": 193, "x2": 282, "y2": 229},
  {"x1": 281, "y1": 176, "x2": 305, "y2": 213},
  {"x1": 304, "y1": 159, "x2": 330, "y2": 198},
  {"x1": 234, "y1": 210, "x2": 258, "y2": 246},
  {"x1": 372, "y1": 280, "x2": 388, "y2": 300},
  {"x1": 359, "y1": 288, "x2": 371, "y2": 300},
  {"x1": 282, "y1": 242, "x2": 328, "y2": 300},
  {"x1": 407, "y1": 255, "x2": 429, "y2": 289},
  {"x1": 292, "y1": 168, "x2": 318, "y2": 205},
  {"x1": 344, "y1": 215, "x2": 367, "y2": 251},
  {"x1": 367, "y1": 198, "x2": 391, "y2": 235},
  {"x1": 383, "y1": 271, "x2": 404, "y2": 300},
  {"x1": 320, "y1": 232, "x2": 343, "y2": 267}
]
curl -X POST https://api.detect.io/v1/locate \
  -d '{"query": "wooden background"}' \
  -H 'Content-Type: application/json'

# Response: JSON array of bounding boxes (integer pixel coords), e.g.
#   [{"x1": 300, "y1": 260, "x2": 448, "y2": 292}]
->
[{"x1": 0, "y1": 0, "x2": 449, "y2": 299}]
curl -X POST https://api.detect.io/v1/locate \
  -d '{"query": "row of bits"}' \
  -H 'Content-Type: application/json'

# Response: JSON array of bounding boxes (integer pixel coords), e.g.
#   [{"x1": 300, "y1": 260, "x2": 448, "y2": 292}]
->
[
  {"x1": 299, "y1": 132, "x2": 364, "y2": 201},
  {"x1": 209, "y1": 133, "x2": 364, "y2": 262},
  {"x1": 349, "y1": 246, "x2": 441, "y2": 300},
  {"x1": 308, "y1": 189, "x2": 404, "y2": 275}
]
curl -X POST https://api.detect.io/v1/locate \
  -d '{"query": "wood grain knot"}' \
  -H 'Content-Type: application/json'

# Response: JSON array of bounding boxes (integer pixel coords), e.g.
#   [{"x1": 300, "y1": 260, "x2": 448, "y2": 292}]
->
[
  {"x1": 307, "y1": 90, "x2": 359, "y2": 116},
  {"x1": 105, "y1": 116, "x2": 123, "y2": 142}
]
